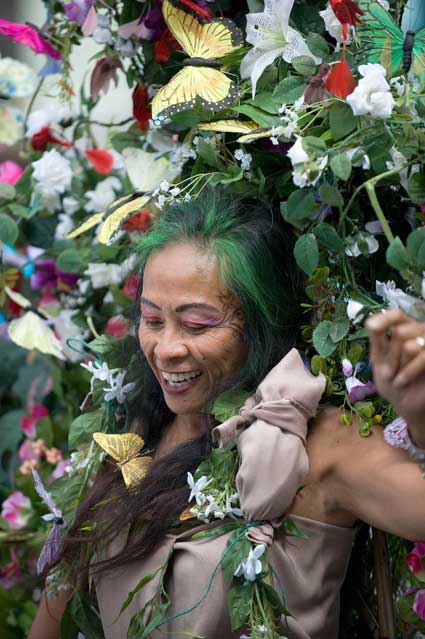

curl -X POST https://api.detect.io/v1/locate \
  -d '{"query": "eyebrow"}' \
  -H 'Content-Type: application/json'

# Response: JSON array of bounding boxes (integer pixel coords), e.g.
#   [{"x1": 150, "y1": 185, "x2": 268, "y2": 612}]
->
[{"x1": 140, "y1": 297, "x2": 221, "y2": 314}]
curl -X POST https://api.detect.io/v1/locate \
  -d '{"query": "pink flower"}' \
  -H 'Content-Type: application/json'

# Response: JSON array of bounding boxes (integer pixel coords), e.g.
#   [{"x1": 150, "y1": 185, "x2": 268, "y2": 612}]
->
[
  {"x1": 342, "y1": 358, "x2": 353, "y2": 377},
  {"x1": 414, "y1": 589, "x2": 425, "y2": 620},
  {"x1": 21, "y1": 404, "x2": 49, "y2": 438},
  {"x1": 18, "y1": 439, "x2": 41, "y2": 462},
  {"x1": 123, "y1": 274, "x2": 139, "y2": 300},
  {"x1": 407, "y1": 542, "x2": 425, "y2": 581},
  {"x1": 90, "y1": 56, "x2": 123, "y2": 102},
  {"x1": 106, "y1": 315, "x2": 130, "y2": 338},
  {"x1": 0, "y1": 161, "x2": 23, "y2": 185},
  {"x1": 0, "y1": 549, "x2": 21, "y2": 589},
  {"x1": 50, "y1": 458, "x2": 71, "y2": 481},
  {"x1": 0, "y1": 20, "x2": 61, "y2": 59},
  {"x1": 345, "y1": 376, "x2": 376, "y2": 402},
  {"x1": 1, "y1": 491, "x2": 32, "y2": 530}
]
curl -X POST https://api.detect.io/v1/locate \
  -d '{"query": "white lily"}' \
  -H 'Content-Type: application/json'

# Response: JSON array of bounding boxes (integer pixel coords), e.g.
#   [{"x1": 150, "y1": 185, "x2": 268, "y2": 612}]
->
[
  {"x1": 234, "y1": 543, "x2": 266, "y2": 582},
  {"x1": 240, "y1": 0, "x2": 321, "y2": 96}
]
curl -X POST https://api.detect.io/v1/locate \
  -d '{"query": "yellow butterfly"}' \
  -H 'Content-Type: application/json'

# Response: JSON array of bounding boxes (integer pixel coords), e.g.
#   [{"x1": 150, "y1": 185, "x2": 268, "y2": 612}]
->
[
  {"x1": 198, "y1": 119, "x2": 283, "y2": 144},
  {"x1": 67, "y1": 192, "x2": 151, "y2": 244},
  {"x1": 93, "y1": 432, "x2": 153, "y2": 489},
  {"x1": 152, "y1": 0, "x2": 243, "y2": 122}
]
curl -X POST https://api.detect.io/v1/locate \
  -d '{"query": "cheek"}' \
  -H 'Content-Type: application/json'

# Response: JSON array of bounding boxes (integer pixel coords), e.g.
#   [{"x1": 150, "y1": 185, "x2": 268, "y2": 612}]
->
[{"x1": 138, "y1": 326, "x2": 154, "y2": 360}]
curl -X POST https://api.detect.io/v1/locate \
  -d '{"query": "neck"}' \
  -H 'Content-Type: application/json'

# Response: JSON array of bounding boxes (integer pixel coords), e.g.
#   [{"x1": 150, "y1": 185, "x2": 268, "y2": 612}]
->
[{"x1": 155, "y1": 413, "x2": 205, "y2": 459}]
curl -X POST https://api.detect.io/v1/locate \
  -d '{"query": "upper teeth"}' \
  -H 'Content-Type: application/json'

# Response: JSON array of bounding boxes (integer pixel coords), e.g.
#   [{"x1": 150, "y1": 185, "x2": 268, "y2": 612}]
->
[{"x1": 162, "y1": 371, "x2": 201, "y2": 383}]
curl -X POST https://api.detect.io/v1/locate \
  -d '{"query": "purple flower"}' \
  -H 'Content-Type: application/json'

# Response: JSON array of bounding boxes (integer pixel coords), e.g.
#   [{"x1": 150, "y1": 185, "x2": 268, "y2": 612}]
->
[
  {"x1": 413, "y1": 589, "x2": 425, "y2": 620},
  {"x1": 143, "y1": 3, "x2": 166, "y2": 39},
  {"x1": 64, "y1": 0, "x2": 94, "y2": 26},
  {"x1": 31, "y1": 259, "x2": 79, "y2": 290},
  {"x1": 342, "y1": 358, "x2": 353, "y2": 377},
  {"x1": 345, "y1": 376, "x2": 376, "y2": 403}
]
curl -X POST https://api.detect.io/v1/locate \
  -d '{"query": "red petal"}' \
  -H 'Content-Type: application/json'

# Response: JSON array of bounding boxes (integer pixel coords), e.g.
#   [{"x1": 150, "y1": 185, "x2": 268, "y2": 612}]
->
[
  {"x1": 132, "y1": 84, "x2": 152, "y2": 131},
  {"x1": 85, "y1": 149, "x2": 114, "y2": 174},
  {"x1": 325, "y1": 59, "x2": 356, "y2": 99},
  {"x1": 330, "y1": 0, "x2": 364, "y2": 27}
]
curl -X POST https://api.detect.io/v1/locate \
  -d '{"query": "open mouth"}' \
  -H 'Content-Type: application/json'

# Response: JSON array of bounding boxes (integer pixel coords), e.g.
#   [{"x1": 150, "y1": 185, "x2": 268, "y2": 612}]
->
[{"x1": 161, "y1": 370, "x2": 202, "y2": 389}]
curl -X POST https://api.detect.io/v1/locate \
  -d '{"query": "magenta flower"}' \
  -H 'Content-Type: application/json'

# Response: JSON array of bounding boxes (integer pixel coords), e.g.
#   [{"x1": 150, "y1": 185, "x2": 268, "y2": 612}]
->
[
  {"x1": 31, "y1": 259, "x2": 79, "y2": 290},
  {"x1": 64, "y1": 0, "x2": 95, "y2": 26},
  {"x1": 0, "y1": 549, "x2": 21, "y2": 589},
  {"x1": 21, "y1": 404, "x2": 49, "y2": 438},
  {"x1": 1, "y1": 491, "x2": 32, "y2": 529},
  {"x1": 0, "y1": 20, "x2": 61, "y2": 60},
  {"x1": 0, "y1": 161, "x2": 23, "y2": 186},
  {"x1": 345, "y1": 376, "x2": 376, "y2": 403},
  {"x1": 414, "y1": 589, "x2": 425, "y2": 620},
  {"x1": 407, "y1": 542, "x2": 425, "y2": 581}
]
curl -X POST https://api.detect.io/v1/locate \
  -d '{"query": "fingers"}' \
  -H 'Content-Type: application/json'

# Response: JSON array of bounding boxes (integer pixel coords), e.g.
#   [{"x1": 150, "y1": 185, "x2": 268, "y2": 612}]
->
[{"x1": 393, "y1": 340, "x2": 425, "y2": 387}]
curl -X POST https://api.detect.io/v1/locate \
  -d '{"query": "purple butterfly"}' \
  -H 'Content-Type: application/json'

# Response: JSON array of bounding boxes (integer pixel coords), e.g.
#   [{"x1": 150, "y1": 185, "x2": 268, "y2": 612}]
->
[{"x1": 32, "y1": 469, "x2": 66, "y2": 574}]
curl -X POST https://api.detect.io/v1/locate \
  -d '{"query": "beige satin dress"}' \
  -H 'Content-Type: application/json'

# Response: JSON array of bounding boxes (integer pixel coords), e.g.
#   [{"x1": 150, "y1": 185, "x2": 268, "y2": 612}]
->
[{"x1": 95, "y1": 350, "x2": 356, "y2": 639}]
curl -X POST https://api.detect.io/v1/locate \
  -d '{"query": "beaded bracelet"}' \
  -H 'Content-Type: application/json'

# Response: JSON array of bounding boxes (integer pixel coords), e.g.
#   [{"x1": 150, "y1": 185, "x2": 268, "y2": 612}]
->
[{"x1": 384, "y1": 417, "x2": 425, "y2": 478}]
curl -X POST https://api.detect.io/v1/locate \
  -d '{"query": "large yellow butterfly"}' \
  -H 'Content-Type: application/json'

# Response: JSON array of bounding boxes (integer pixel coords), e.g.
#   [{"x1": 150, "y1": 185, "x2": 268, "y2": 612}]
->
[
  {"x1": 93, "y1": 432, "x2": 153, "y2": 489},
  {"x1": 67, "y1": 192, "x2": 151, "y2": 244},
  {"x1": 152, "y1": 0, "x2": 243, "y2": 121}
]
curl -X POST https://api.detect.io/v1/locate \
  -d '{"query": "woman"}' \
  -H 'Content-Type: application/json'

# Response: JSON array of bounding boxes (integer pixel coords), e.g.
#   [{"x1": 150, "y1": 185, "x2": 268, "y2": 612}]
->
[{"x1": 29, "y1": 192, "x2": 425, "y2": 639}]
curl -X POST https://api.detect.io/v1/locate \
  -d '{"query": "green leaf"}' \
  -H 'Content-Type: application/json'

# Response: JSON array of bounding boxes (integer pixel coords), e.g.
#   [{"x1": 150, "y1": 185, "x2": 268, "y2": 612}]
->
[
  {"x1": 386, "y1": 236, "x2": 410, "y2": 271},
  {"x1": 329, "y1": 319, "x2": 349, "y2": 343},
  {"x1": 210, "y1": 167, "x2": 244, "y2": 186},
  {"x1": 291, "y1": 55, "x2": 318, "y2": 76},
  {"x1": 60, "y1": 599, "x2": 79, "y2": 639},
  {"x1": 282, "y1": 516, "x2": 309, "y2": 539},
  {"x1": 283, "y1": 189, "x2": 317, "y2": 223},
  {"x1": 306, "y1": 33, "x2": 330, "y2": 59},
  {"x1": 192, "y1": 522, "x2": 243, "y2": 540},
  {"x1": 407, "y1": 171, "x2": 425, "y2": 205},
  {"x1": 294, "y1": 233, "x2": 319, "y2": 276},
  {"x1": 312, "y1": 320, "x2": 337, "y2": 357},
  {"x1": 228, "y1": 582, "x2": 254, "y2": 630},
  {"x1": 69, "y1": 411, "x2": 104, "y2": 449},
  {"x1": 171, "y1": 104, "x2": 215, "y2": 127},
  {"x1": 66, "y1": 592, "x2": 104, "y2": 639},
  {"x1": 407, "y1": 227, "x2": 425, "y2": 268},
  {"x1": 354, "y1": 401, "x2": 375, "y2": 418},
  {"x1": 0, "y1": 183, "x2": 16, "y2": 201},
  {"x1": 318, "y1": 183, "x2": 343, "y2": 209},
  {"x1": 314, "y1": 222, "x2": 344, "y2": 250},
  {"x1": 330, "y1": 153, "x2": 352, "y2": 180},
  {"x1": 211, "y1": 388, "x2": 250, "y2": 423},
  {"x1": 88, "y1": 335, "x2": 115, "y2": 355},
  {"x1": 329, "y1": 102, "x2": 357, "y2": 140},
  {"x1": 246, "y1": 91, "x2": 281, "y2": 114},
  {"x1": 222, "y1": 531, "x2": 251, "y2": 584},
  {"x1": 56, "y1": 248, "x2": 83, "y2": 274},
  {"x1": 110, "y1": 132, "x2": 141, "y2": 154},
  {"x1": 9, "y1": 203, "x2": 30, "y2": 218},
  {"x1": 272, "y1": 75, "x2": 306, "y2": 104},
  {"x1": 197, "y1": 138, "x2": 220, "y2": 168},
  {"x1": 0, "y1": 213, "x2": 18, "y2": 245},
  {"x1": 302, "y1": 136, "x2": 327, "y2": 157},
  {"x1": 232, "y1": 104, "x2": 280, "y2": 128},
  {"x1": 116, "y1": 566, "x2": 162, "y2": 618}
]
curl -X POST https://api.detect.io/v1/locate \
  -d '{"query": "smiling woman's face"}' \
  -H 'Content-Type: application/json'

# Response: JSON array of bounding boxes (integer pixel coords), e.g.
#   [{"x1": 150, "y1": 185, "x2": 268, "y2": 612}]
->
[{"x1": 139, "y1": 242, "x2": 246, "y2": 416}]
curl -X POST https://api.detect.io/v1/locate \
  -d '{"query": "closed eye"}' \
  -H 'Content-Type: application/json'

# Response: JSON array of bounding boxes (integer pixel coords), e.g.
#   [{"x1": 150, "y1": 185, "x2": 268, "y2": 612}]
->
[{"x1": 141, "y1": 318, "x2": 163, "y2": 328}]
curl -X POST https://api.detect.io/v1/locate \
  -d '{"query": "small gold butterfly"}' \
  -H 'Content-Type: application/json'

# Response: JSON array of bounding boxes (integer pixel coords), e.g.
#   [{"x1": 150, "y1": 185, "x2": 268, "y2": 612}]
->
[{"x1": 93, "y1": 432, "x2": 153, "y2": 489}]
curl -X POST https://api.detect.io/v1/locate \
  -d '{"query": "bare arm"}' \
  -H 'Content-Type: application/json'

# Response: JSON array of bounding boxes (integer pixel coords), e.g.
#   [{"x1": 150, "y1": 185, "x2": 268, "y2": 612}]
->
[{"x1": 28, "y1": 589, "x2": 71, "y2": 639}]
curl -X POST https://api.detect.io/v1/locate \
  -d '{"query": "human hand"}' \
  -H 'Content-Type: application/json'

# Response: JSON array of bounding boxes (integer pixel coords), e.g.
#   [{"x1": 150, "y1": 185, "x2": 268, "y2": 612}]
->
[{"x1": 367, "y1": 308, "x2": 425, "y2": 447}]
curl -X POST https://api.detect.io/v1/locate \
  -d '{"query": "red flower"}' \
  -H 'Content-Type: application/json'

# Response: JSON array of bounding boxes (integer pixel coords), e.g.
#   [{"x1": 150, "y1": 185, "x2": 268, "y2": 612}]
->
[
  {"x1": 325, "y1": 58, "x2": 356, "y2": 98},
  {"x1": 90, "y1": 56, "x2": 123, "y2": 102},
  {"x1": 122, "y1": 274, "x2": 140, "y2": 300},
  {"x1": 85, "y1": 149, "x2": 114, "y2": 174},
  {"x1": 106, "y1": 315, "x2": 130, "y2": 338},
  {"x1": 154, "y1": 29, "x2": 181, "y2": 63},
  {"x1": 122, "y1": 209, "x2": 152, "y2": 233},
  {"x1": 31, "y1": 126, "x2": 72, "y2": 152},
  {"x1": 132, "y1": 84, "x2": 152, "y2": 131},
  {"x1": 21, "y1": 404, "x2": 49, "y2": 439},
  {"x1": 330, "y1": 0, "x2": 364, "y2": 41}
]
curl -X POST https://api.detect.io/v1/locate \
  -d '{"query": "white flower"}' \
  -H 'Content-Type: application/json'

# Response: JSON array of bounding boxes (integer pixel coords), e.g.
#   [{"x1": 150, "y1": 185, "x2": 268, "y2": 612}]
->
[
  {"x1": 81, "y1": 360, "x2": 115, "y2": 389},
  {"x1": 288, "y1": 139, "x2": 328, "y2": 187},
  {"x1": 376, "y1": 280, "x2": 425, "y2": 320},
  {"x1": 93, "y1": 14, "x2": 114, "y2": 45},
  {"x1": 346, "y1": 63, "x2": 395, "y2": 119},
  {"x1": 84, "y1": 176, "x2": 121, "y2": 213},
  {"x1": 345, "y1": 232, "x2": 379, "y2": 257},
  {"x1": 345, "y1": 147, "x2": 370, "y2": 170},
  {"x1": 26, "y1": 105, "x2": 73, "y2": 137},
  {"x1": 287, "y1": 137, "x2": 309, "y2": 165},
  {"x1": 0, "y1": 57, "x2": 35, "y2": 98},
  {"x1": 319, "y1": 4, "x2": 350, "y2": 46},
  {"x1": 234, "y1": 544, "x2": 266, "y2": 582},
  {"x1": 84, "y1": 262, "x2": 125, "y2": 289},
  {"x1": 32, "y1": 150, "x2": 73, "y2": 211},
  {"x1": 55, "y1": 214, "x2": 75, "y2": 240},
  {"x1": 63, "y1": 196, "x2": 80, "y2": 215},
  {"x1": 240, "y1": 0, "x2": 321, "y2": 96},
  {"x1": 103, "y1": 370, "x2": 136, "y2": 403},
  {"x1": 346, "y1": 299, "x2": 365, "y2": 324},
  {"x1": 54, "y1": 310, "x2": 86, "y2": 362},
  {"x1": 235, "y1": 149, "x2": 252, "y2": 171},
  {"x1": 187, "y1": 473, "x2": 211, "y2": 505}
]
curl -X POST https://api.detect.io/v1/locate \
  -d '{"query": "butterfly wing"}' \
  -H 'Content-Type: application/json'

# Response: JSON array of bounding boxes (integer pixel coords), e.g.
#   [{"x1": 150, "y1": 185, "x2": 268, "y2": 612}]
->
[
  {"x1": 121, "y1": 456, "x2": 153, "y2": 489},
  {"x1": 412, "y1": 29, "x2": 425, "y2": 77},
  {"x1": 356, "y1": 0, "x2": 404, "y2": 75},
  {"x1": 198, "y1": 119, "x2": 258, "y2": 134},
  {"x1": 163, "y1": 0, "x2": 242, "y2": 59},
  {"x1": 93, "y1": 432, "x2": 144, "y2": 463},
  {"x1": 66, "y1": 212, "x2": 104, "y2": 240},
  {"x1": 98, "y1": 193, "x2": 151, "y2": 244},
  {"x1": 152, "y1": 67, "x2": 238, "y2": 120}
]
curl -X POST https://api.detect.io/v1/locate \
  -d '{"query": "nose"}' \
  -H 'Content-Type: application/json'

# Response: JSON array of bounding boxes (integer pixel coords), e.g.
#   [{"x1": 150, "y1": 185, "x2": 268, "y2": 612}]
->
[{"x1": 153, "y1": 327, "x2": 189, "y2": 363}]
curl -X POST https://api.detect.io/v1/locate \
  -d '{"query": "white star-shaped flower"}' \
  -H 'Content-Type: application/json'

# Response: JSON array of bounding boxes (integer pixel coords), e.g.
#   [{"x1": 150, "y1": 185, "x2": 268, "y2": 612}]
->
[{"x1": 234, "y1": 543, "x2": 266, "y2": 581}]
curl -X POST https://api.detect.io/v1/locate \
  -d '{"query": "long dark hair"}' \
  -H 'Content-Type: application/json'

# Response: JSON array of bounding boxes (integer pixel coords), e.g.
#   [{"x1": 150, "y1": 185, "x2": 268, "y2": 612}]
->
[{"x1": 59, "y1": 190, "x2": 306, "y2": 576}]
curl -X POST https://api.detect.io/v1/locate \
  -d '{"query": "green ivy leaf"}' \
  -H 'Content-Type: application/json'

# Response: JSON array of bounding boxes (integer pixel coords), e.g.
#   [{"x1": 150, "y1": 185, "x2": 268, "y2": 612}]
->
[
  {"x1": 294, "y1": 233, "x2": 319, "y2": 275},
  {"x1": 312, "y1": 320, "x2": 337, "y2": 357},
  {"x1": 197, "y1": 138, "x2": 220, "y2": 168},
  {"x1": 0, "y1": 213, "x2": 18, "y2": 245},
  {"x1": 283, "y1": 189, "x2": 317, "y2": 223},
  {"x1": 246, "y1": 91, "x2": 281, "y2": 114},
  {"x1": 386, "y1": 236, "x2": 410, "y2": 271},
  {"x1": 329, "y1": 319, "x2": 350, "y2": 343},
  {"x1": 407, "y1": 227, "x2": 425, "y2": 268},
  {"x1": 330, "y1": 154, "x2": 352, "y2": 180},
  {"x1": 407, "y1": 171, "x2": 425, "y2": 205},
  {"x1": 232, "y1": 105, "x2": 280, "y2": 128},
  {"x1": 69, "y1": 410, "x2": 104, "y2": 450},
  {"x1": 211, "y1": 389, "x2": 250, "y2": 423},
  {"x1": 272, "y1": 75, "x2": 306, "y2": 103},
  {"x1": 0, "y1": 183, "x2": 16, "y2": 201},
  {"x1": 329, "y1": 102, "x2": 357, "y2": 140},
  {"x1": 291, "y1": 55, "x2": 318, "y2": 76},
  {"x1": 56, "y1": 248, "x2": 83, "y2": 274},
  {"x1": 228, "y1": 582, "x2": 254, "y2": 630},
  {"x1": 68, "y1": 591, "x2": 104, "y2": 639},
  {"x1": 302, "y1": 136, "x2": 327, "y2": 157},
  {"x1": 306, "y1": 33, "x2": 330, "y2": 59},
  {"x1": 222, "y1": 531, "x2": 251, "y2": 584},
  {"x1": 314, "y1": 222, "x2": 344, "y2": 250},
  {"x1": 318, "y1": 184, "x2": 343, "y2": 209}
]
